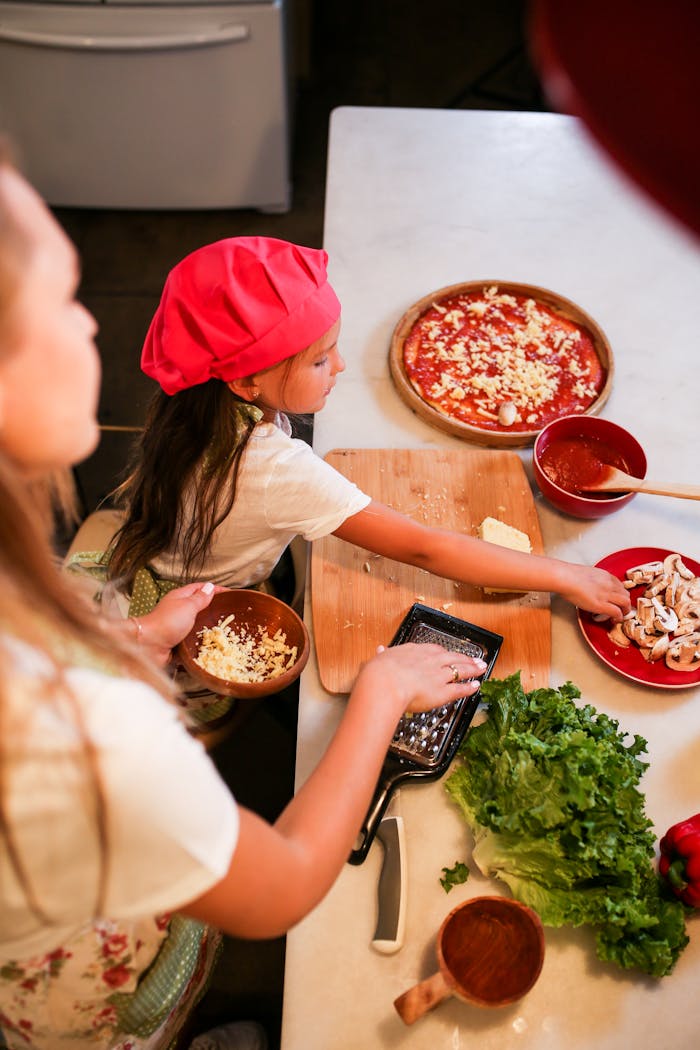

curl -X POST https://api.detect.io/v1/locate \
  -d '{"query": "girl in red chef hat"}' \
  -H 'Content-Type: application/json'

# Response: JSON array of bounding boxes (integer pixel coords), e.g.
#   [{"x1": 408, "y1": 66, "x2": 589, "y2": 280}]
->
[{"x1": 103, "y1": 238, "x2": 629, "y2": 664}]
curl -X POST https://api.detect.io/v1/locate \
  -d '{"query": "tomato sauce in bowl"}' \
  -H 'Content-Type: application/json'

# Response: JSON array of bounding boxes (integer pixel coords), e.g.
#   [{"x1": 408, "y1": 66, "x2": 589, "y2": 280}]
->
[
  {"x1": 538, "y1": 434, "x2": 630, "y2": 497},
  {"x1": 533, "y1": 415, "x2": 646, "y2": 519}
]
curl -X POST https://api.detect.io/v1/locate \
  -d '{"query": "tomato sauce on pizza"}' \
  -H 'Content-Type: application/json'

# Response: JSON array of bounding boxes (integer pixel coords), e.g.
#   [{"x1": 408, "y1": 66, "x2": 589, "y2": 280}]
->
[{"x1": 402, "y1": 285, "x2": 606, "y2": 433}]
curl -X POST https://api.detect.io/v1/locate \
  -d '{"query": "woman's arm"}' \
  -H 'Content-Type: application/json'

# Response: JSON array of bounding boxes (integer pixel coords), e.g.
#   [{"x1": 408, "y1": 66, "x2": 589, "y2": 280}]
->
[
  {"x1": 178, "y1": 643, "x2": 486, "y2": 938},
  {"x1": 333, "y1": 501, "x2": 630, "y2": 620}
]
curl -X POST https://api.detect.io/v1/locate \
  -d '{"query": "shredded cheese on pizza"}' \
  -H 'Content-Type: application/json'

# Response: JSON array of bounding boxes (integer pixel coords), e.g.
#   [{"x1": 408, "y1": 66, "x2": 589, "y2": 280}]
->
[{"x1": 402, "y1": 285, "x2": 605, "y2": 432}]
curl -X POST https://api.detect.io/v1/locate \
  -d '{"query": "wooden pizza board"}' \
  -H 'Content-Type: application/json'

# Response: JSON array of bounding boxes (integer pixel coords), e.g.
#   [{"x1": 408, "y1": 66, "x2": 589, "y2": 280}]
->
[
  {"x1": 311, "y1": 447, "x2": 550, "y2": 694},
  {"x1": 388, "y1": 280, "x2": 614, "y2": 448}
]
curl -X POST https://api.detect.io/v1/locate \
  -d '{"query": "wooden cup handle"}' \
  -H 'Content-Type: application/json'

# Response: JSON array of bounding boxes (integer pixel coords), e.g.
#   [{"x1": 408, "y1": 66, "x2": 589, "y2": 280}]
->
[{"x1": 394, "y1": 969, "x2": 453, "y2": 1025}]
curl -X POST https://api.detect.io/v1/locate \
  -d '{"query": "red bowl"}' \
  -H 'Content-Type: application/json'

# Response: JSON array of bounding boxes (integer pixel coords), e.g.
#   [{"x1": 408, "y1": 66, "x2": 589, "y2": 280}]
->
[{"x1": 533, "y1": 415, "x2": 647, "y2": 519}]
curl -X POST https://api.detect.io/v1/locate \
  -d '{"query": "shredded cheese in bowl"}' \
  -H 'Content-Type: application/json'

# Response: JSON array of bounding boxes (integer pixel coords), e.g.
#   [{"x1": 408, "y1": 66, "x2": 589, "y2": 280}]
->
[{"x1": 194, "y1": 613, "x2": 299, "y2": 683}]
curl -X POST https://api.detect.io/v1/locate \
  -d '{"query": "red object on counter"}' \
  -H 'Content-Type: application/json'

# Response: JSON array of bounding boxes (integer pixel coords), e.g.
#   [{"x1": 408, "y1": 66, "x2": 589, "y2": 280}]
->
[
  {"x1": 532, "y1": 414, "x2": 647, "y2": 519},
  {"x1": 659, "y1": 813, "x2": 700, "y2": 908},
  {"x1": 141, "y1": 237, "x2": 341, "y2": 395},
  {"x1": 538, "y1": 434, "x2": 629, "y2": 497},
  {"x1": 529, "y1": 0, "x2": 700, "y2": 240}
]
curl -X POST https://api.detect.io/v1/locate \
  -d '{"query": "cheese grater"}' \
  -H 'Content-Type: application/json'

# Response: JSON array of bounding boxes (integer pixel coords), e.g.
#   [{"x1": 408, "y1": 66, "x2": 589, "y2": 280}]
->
[{"x1": 349, "y1": 603, "x2": 503, "y2": 864}]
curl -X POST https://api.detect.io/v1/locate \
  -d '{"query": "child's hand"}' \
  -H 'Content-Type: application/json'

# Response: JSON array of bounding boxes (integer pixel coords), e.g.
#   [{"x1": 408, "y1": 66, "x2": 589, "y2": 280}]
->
[
  {"x1": 355, "y1": 642, "x2": 487, "y2": 715},
  {"x1": 559, "y1": 564, "x2": 631, "y2": 621}
]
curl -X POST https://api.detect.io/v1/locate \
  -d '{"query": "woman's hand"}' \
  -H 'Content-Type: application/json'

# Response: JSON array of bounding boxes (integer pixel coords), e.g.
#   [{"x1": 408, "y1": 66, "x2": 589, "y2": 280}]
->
[
  {"x1": 353, "y1": 642, "x2": 488, "y2": 716},
  {"x1": 558, "y1": 564, "x2": 631, "y2": 621},
  {"x1": 135, "y1": 581, "x2": 221, "y2": 665}
]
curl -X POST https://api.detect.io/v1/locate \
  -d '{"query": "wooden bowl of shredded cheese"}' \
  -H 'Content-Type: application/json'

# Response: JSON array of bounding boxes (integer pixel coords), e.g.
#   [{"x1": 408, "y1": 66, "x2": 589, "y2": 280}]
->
[{"x1": 177, "y1": 589, "x2": 310, "y2": 698}]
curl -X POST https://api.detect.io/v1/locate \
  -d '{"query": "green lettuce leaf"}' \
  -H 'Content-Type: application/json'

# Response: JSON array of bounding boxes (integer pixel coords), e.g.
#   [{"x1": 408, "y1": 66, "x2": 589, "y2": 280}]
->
[
  {"x1": 440, "y1": 860, "x2": 470, "y2": 893},
  {"x1": 445, "y1": 672, "x2": 688, "y2": 977}
]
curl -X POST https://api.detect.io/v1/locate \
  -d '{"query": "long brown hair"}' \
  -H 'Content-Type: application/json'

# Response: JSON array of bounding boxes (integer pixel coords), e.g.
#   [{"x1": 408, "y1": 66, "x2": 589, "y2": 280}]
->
[
  {"x1": 108, "y1": 345, "x2": 306, "y2": 589},
  {"x1": 108, "y1": 380, "x2": 258, "y2": 587},
  {"x1": 0, "y1": 151, "x2": 175, "y2": 924}
]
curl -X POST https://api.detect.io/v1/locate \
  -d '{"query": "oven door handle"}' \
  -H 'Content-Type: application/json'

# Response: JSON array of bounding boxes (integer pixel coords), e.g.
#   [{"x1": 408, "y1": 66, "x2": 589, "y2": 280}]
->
[{"x1": 0, "y1": 22, "x2": 250, "y2": 52}]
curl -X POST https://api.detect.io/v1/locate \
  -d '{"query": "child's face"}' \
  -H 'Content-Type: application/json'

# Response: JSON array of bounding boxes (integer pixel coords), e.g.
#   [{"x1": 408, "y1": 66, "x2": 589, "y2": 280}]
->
[
  {"x1": 254, "y1": 319, "x2": 344, "y2": 416},
  {"x1": 0, "y1": 166, "x2": 101, "y2": 474}
]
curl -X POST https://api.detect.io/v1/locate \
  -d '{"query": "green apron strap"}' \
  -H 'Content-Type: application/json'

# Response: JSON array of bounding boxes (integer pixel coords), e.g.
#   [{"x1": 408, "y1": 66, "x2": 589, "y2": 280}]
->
[
  {"x1": 65, "y1": 550, "x2": 179, "y2": 618},
  {"x1": 64, "y1": 549, "x2": 111, "y2": 585},
  {"x1": 128, "y1": 566, "x2": 180, "y2": 618},
  {"x1": 109, "y1": 915, "x2": 221, "y2": 1040}
]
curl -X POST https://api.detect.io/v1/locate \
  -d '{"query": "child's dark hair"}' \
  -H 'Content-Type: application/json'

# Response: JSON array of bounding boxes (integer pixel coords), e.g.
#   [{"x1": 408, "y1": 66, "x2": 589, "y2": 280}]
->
[{"x1": 108, "y1": 380, "x2": 256, "y2": 587}]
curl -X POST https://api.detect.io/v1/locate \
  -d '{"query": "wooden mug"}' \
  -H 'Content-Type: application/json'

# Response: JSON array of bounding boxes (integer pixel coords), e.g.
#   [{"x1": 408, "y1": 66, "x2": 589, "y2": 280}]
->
[{"x1": 394, "y1": 896, "x2": 544, "y2": 1025}]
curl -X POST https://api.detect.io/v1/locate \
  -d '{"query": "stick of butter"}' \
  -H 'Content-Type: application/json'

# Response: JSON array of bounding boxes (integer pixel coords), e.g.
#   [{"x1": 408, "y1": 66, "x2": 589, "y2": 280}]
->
[{"x1": 477, "y1": 516, "x2": 532, "y2": 594}]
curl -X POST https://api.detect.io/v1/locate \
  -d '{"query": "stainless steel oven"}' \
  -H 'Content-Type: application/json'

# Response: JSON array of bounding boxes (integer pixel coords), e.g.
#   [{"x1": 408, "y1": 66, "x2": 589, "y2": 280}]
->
[{"x1": 0, "y1": 0, "x2": 291, "y2": 209}]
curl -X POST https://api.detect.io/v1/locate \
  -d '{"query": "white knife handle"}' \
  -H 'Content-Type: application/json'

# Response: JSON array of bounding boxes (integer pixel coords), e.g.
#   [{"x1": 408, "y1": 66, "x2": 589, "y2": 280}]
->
[{"x1": 371, "y1": 815, "x2": 406, "y2": 954}]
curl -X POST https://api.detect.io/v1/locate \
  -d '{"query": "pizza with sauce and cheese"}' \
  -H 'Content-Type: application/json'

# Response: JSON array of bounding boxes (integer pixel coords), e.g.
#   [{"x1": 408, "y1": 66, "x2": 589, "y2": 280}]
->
[{"x1": 394, "y1": 283, "x2": 611, "y2": 442}]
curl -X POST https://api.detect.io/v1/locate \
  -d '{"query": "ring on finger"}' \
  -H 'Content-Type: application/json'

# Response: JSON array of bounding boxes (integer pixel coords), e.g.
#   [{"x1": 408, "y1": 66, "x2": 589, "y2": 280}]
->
[{"x1": 449, "y1": 664, "x2": 460, "y2": 683}]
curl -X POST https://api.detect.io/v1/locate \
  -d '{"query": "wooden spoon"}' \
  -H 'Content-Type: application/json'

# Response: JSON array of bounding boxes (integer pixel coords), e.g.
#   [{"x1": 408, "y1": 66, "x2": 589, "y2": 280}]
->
[{"x1": 578, "y1": 466, "x2": 700, "y2": 501}]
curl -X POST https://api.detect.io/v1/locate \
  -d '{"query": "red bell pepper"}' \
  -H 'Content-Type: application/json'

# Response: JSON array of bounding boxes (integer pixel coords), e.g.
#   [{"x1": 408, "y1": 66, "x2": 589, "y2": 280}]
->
[{"x1": 659, "y1": 813, "x2": 700, "y2": 908}]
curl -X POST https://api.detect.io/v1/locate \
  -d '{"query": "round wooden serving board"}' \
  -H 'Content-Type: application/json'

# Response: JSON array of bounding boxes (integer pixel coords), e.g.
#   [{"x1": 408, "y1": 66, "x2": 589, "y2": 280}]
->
[{"x1": 389, "y1": 280, "x2": 614, "y2": 448}]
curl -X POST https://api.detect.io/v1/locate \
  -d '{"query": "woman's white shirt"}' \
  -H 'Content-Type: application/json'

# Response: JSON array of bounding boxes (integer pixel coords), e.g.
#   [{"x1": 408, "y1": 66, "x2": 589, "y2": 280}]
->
[{"x1": 0, "y1": 638, "x2": 238, "y2": 962}]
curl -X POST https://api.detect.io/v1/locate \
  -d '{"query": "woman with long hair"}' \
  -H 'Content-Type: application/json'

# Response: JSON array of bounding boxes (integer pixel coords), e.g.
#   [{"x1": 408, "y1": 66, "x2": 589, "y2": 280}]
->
[{"x1": 0, "y1": 151, "x2": 487, "y2": 1050}]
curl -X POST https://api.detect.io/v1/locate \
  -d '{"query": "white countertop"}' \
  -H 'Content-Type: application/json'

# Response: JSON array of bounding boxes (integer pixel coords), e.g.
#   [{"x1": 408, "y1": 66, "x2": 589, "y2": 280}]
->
[{"x1": 281, "y1": 107, "x2": 700, "y2": 1050}]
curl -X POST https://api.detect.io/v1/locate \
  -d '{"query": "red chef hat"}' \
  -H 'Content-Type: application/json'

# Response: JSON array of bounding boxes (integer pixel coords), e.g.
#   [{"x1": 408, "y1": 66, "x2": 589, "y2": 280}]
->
[{"x1": 141, "y1": 237, "x2": 341, "y2": 395}]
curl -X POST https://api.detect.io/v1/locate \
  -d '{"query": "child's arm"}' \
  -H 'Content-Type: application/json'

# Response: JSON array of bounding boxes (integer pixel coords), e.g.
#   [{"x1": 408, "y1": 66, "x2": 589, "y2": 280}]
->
[
  {"x1": 332, "y1": 501, "x2": 630, "y2": 621},
  {"x1": 178, "y1": 643, "x2": 486, "y2": 938}
]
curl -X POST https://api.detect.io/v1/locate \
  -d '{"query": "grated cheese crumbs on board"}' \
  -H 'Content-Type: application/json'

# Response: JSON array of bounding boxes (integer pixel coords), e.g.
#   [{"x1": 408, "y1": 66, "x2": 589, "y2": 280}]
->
[{"x1": 195, "y1": 613, "x2": 298, "y2": 682}]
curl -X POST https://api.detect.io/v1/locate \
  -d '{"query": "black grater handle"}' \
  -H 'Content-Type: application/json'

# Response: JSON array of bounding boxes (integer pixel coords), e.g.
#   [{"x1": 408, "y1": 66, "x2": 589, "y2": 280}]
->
[{"x1": 348, "y1": 771, "x2": 400, "y2": 865}]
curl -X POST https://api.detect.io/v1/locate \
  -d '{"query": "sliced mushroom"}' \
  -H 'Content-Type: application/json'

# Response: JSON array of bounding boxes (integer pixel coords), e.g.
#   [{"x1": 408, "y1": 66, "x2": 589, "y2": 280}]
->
[
  {"x1": 664, "y1": 572, "x2": 681, "y2": 608},
  {"x1": 607, "y1": 622, "x2": 631, "y2": 647},
  {"x1": 651, "y1": 597, "x2": 679, "y2": 634},
  {"x1": 613, "y1": 554, "x2": 700, "y2": 676},
  {"x1": 497, "y1": 401, "x2": 517, "y2": 426},
  {"x1": 648, "y1": 634, "x2": 671, "y2": 661},
  {"x1": 623, "y1": 620, "x2": 656, "y2": 648},
  {"x1": 675, "y1": 598, "x2": 700, "y2": 622},
  {"x1": 646, "y1": 575, "x2": 668, "y2": 598},
  {"x1": 664, "y1": 553, "x2": 695, "y2": 580},
  {"x1": 665, "y1": 632, "x2": 700, "y2": 672},
  {"x1": 626, "y1": 561, "x2": 664, "y2": 585},
  {"x1": 635, "y1": 597, "x2": 656, "y2": 631}
]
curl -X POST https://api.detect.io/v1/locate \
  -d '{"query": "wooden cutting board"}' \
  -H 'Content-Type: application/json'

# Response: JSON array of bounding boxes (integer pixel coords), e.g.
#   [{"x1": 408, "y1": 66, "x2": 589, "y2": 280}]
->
[{"x1": 311, "y1": 448, "x2": 550, "y2": 694}]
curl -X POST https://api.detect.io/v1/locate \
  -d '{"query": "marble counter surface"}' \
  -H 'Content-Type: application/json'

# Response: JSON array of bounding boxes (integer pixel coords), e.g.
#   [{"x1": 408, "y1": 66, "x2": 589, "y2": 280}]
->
[{"x1": 281, "y1": 107, "x2": 700, "y2": 1050}]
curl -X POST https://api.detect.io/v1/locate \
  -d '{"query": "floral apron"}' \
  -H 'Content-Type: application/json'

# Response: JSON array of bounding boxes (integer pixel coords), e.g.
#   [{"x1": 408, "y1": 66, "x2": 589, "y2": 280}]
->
[
  {"x1": 0, "y1": 623, "x2": 224, "y2": 1050},
  {"x1": 0, "y1": 914, "x2": 221, "y2": 1049}
]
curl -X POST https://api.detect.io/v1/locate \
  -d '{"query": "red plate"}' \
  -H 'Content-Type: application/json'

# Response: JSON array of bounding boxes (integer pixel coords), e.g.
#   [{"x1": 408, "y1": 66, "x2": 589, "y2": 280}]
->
[{"x1": 577, "y1": 546, "x2": 700, "y2": 690}]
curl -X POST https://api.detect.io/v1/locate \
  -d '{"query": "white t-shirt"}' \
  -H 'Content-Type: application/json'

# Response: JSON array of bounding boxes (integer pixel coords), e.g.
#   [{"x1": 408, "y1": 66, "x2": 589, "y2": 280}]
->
[
  {"x1": 150, "y1": 419, "x2": 371, "y2": 586},
  {"x1": 0, "y1": 638, "x2": 238, "y2": 963}
]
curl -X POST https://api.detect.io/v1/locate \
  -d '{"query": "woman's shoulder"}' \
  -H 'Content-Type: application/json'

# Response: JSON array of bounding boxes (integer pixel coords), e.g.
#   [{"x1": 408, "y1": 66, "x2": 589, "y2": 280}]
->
[{"x1": 1, "y1": 633, "x2": 183, "y2": 746}]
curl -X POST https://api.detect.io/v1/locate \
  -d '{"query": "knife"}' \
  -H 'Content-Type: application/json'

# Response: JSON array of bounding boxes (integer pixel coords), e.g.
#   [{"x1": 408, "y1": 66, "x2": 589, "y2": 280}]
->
[{"x1": 371, "y1": 790, "x2": 407, "y2": 954}]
